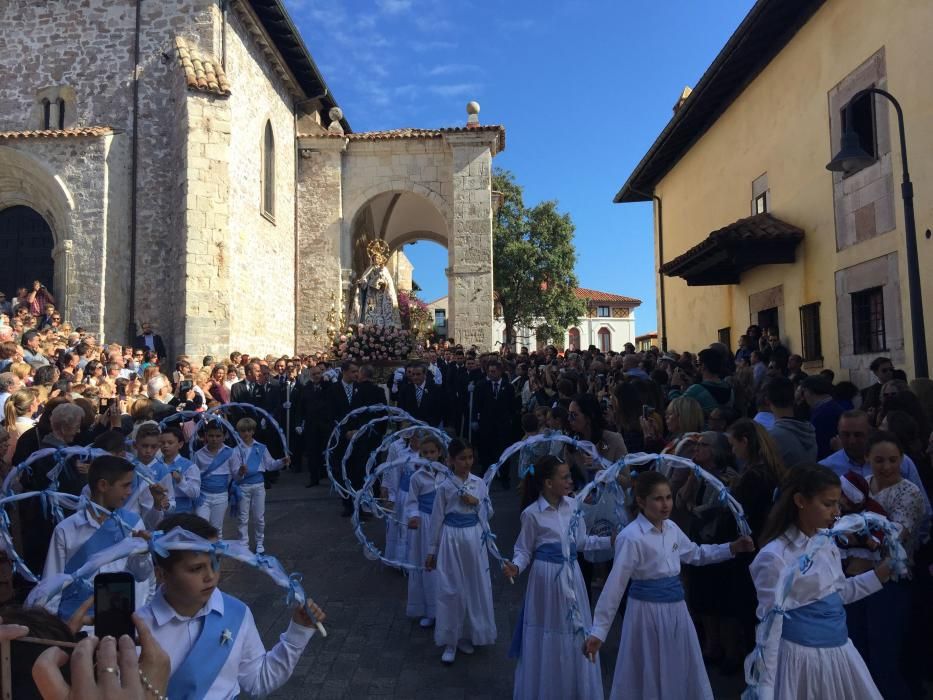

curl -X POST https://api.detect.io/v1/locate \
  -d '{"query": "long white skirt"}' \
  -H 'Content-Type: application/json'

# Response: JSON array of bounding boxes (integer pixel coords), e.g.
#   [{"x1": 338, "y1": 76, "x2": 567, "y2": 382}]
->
[
  {"x1": 434, "y1": 523, "x2": 496, "y2": 647},
  {"x1": 406, "y1": 513, "x2": 437, "y2": 618},
  {"x1": 513, "y1": 559, "x2": 603, "y2": 700},
  {"x1": 610, "y1": 598, "x2": 712, "y2": 700},
  {"x1": 773, "y1": 638, "x2": 881, "y2": 699},
  {"x1": 385, "y1": 490, "x2": 410, "y2": 568}
]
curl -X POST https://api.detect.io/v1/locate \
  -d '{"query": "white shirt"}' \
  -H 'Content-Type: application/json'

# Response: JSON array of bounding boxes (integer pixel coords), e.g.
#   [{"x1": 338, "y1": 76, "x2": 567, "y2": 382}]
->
[
  {"x1": 159, "y1": 457, "x2": 201, "y2": 504},
  {"x1": 428, "y1": 472, "x2": 491, "y2": 556},
  {"x1": 511, "y1": 496, "x2": 609, "y2": 573},
  {"x1": 138, "y1": 587, "x2": 314, "y2": 700},
  {"x1": 236, "y1": 442, "x2": 286, "y2": 474},
  {"x1": 43, "y1": 508, "x2": 153, "y2": 614},
  {"x1": 404, "y1": 467, "x2": 445, "y2": 521},
  {"x1": 590, "y1": 513, "x2": 733, "y2": 641},
  {"x1": 194, "y1": 446, "x2": 239, "y2": 479},
  {"x1": 750, "y1": 527, "x2": 883, "y2": 695}
]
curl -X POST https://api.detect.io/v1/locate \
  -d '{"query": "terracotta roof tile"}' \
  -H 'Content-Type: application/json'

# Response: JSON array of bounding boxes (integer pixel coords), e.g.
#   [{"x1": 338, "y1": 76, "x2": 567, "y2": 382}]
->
[
  {"x1": 0, "y1": 126, "x2": 115, "y2": 140},
  {"x1": 175, "y1": 36, "x2": 231, "y2": 96},
  {"x1": 301, "y1": 125, "x2": 506, "y2": 152},
  {"x1": 660, "y1": 213, "x2": 804, "y2": 274},
  {"x1": 574, "y1": 287, "x2": 642, "y2": 305}
]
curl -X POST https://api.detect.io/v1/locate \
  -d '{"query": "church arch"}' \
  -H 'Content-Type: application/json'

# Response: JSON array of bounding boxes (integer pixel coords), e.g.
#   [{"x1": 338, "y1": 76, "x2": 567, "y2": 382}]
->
[
  {"x1": 0, "y1": 146, "x2": 76, "y2": 316},
  {"x1": 0, "y1": 206, "x2": 55, "y2": 298}
]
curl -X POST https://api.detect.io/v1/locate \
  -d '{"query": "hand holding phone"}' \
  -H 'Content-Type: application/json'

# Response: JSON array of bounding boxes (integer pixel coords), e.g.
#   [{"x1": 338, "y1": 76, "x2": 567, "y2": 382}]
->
[{"x1": 94, "y1": 572, "x2": 135, "y2": 641}]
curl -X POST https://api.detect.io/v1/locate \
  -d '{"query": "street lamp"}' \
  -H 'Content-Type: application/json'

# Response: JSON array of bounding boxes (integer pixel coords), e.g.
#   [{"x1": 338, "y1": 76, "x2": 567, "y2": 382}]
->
[{"x1": 827, "y1": 87, "x2": 928, "y2": 379}]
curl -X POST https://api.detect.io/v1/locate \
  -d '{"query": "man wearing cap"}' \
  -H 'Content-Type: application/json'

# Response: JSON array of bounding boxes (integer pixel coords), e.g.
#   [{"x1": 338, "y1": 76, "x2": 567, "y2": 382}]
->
[{"x1": 800, "y1": 375, "x2": 845, "y2": 459}]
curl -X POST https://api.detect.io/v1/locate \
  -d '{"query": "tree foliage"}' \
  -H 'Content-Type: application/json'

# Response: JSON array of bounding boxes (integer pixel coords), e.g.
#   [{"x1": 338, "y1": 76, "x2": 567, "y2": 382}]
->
[{"x1": 493, "y1": 169, "x2": 585, "y2": 348}]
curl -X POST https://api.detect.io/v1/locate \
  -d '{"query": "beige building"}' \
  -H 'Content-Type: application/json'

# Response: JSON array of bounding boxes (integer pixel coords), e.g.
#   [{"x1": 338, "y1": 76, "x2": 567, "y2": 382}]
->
[
  {"x1": 0, "y1": 0, "x2": 504, "y2": 357},
  {"x1": 426, "y1": 286, "x2": 640, "y2": 352},
  {"x1": 615, "y1": 0, "x2": 933, "y2": 385}
]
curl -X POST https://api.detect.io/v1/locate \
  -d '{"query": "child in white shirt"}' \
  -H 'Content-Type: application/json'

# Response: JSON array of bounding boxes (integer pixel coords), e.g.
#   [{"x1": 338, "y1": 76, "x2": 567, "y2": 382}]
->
[{"x1": 232, "y1": 418, "x2": 288, "y2": 554}]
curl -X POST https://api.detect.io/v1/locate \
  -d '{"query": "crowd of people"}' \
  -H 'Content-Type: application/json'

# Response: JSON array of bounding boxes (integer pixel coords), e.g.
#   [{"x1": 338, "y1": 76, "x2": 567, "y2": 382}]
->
[{"x1": 0, "y1": 292, "x2": 932, "y2": 699}]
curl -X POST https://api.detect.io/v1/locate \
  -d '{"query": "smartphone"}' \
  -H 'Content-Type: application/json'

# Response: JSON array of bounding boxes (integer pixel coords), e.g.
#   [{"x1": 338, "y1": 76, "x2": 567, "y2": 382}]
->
[
  {"x1": 642, "y1": 405, "x2": 654, "y2": 420},
  {"x1": 94, "y1": 572, "x2": 135, "y2": 640},
  {"x1": 98, "y1": 397, "x2": 112, "y2": 414}
]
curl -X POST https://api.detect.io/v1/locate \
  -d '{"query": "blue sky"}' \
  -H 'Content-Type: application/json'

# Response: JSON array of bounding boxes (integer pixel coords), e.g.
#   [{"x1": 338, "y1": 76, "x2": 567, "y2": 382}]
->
[{"x1": 284, "y1": 0, "x2": 757, "y2": 333}]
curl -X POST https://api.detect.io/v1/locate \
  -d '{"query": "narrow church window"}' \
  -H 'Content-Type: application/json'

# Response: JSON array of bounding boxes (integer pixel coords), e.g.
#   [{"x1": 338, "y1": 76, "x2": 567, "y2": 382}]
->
[
  {"x1": 261, "y1": 121, "x2": 275, "y2": 219},
  {"x1": 42, "y1": 99, "x2": 51, "y2": 129},
  {"x1": 57, "y1": 98, "x2": 66, "y2": 129}
]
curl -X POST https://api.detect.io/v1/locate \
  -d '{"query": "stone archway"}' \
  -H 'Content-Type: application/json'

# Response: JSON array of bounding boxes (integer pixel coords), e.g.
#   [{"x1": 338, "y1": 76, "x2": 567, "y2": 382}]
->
[
  {"x1": 0, "y1": 146, "x2": 76, "y2": 321},
  {"x1": 0, "y1": 206, "x2": 55, "y2": 297},
  {"x1": 296, "y1": 120, "x2": 503, "y2": 352}
]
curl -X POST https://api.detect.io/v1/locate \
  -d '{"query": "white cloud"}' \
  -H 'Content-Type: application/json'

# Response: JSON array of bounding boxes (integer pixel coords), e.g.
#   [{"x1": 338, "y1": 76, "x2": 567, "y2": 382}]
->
[
  {"x1": 428, "y1": 82, "x2": 481, "y2": 98},
  {"x1": 425, "y1": 63, "x2": 478, "y2": 77},
  {"x1": 376, "y1": 0, "x2": 412, "y2": 14}
]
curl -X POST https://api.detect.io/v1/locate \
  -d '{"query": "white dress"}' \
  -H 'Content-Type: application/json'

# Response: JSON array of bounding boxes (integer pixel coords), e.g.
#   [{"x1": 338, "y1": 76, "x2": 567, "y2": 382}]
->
[
  {"x1": 428, "y1": 472, "x2": 497, "y2": 647},
  {"x1": 749, "y1": 526, "x2": 883, "y2": 700},
  {"x1": 591, "y1": 513, "x2": 733, "y2": 700},
  {"x1": 404, "y1": 467, "x2": 444, "y2": 618},
  {"x1": 510, "y1": 495, "x2": 609, "y2": 700},
  {"x1": 381, "y1": 446, "x2": 416, "y2": 567}
]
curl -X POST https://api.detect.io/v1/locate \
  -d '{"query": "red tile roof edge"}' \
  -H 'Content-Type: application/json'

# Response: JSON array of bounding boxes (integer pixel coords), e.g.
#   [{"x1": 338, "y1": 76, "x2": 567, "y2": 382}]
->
[{"x1": 0, "y1": 126, "x2": 116, "y2": 139}]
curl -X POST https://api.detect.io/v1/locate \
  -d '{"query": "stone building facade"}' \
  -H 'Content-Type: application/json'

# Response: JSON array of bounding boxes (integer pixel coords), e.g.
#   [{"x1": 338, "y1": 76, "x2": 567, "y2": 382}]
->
[{"x1": 0, "y1": 0, "x2": 504, "y2": 357}]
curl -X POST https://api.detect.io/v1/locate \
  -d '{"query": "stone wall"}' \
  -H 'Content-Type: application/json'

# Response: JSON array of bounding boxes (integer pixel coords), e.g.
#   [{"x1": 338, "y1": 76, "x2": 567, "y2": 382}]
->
[
  {"x1": 446, "y1": 132, "x2": 496, "y2": 350},
  {"x1": 0, "y1": 135, "x2": 126, "y2": 340},
  {"x1": 224, "y1": 8, "x2": 296, "y2": 355},
  {"x1": 295, "y1": 140, "x2": 344, "y2": 353}
]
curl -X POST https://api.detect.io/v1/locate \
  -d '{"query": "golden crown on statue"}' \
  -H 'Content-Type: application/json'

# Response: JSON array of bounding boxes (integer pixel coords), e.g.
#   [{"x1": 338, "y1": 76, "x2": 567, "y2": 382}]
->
[{"x1": 365, "y1": 239, "x2": 390, "y2": 266}]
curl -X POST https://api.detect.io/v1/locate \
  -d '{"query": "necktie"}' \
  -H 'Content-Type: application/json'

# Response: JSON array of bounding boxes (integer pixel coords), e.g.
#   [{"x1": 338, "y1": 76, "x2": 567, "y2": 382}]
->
[
  {"x1": 416, "y1": 384, "x2": 424, "y2": 407},
  {"x1": 345, "y1": 383, "x2": 353, "y2": 403},
  {"x1": 494, "y1": 381, "x2": 499, "y2": 398}
]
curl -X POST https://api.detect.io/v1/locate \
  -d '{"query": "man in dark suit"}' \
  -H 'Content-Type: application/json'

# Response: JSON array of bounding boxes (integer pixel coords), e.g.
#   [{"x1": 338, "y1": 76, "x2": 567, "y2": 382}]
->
[
  {"x1": 298, "y1": 363, "x2": 331, "y2": 486},
  {"x1": 326, "y1": 361, "x2": 375, "y2": 516},
  {"x1": 473, "y1": 359, "x2": 517, "y2": 489},
  {"x1": 230, "y1": 361, "x2": 265, "y2": 405},
  {"x1": 134, "y1": 321, "x2": 167, "y2": 360},
  {"x1": 397, "y1": 362, "x2": 444, "y2": 427}
]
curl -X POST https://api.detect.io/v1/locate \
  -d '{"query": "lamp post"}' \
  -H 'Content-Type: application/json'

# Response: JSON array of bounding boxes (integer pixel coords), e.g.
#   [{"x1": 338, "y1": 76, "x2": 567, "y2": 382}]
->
[{"x1": 827, "y1": 87, "x2": 928, "y2": 379}]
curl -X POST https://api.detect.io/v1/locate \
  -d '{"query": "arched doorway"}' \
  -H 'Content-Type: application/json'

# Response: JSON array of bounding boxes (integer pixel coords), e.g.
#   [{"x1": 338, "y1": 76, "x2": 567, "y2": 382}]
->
[
  {"x1": 568, "y1": 327, "x2": 581, "y2": 351},
  {"x1": 0, "y1": 206, "x2": 54, "y2": 298},
  {"x1": 598, "y1": 327, "x2": 611, "y2": 352}
]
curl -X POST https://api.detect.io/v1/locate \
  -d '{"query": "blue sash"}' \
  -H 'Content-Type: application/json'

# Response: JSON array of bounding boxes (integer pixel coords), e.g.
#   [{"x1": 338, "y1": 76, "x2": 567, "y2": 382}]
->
[
  {"x1": 443, "y1": 512, "x2": 479, "y2": 528},
  {"x1": 399, "y1": 468, "x2": 412, "y2": 493},
  {"x1": 782, "y1": 592, "x2": 848, "y2": 648},
  {"x1": 199, "y1": 447, "x2": 232, "y2": 496},
  {"x1": 532, "y1": 541, "x2": 578, "y2": 564},
  {"x1": 59, "y1": 509, "x2": 140, "y2": 621},
  {"x1": 167, "y1": 592, "x2": 248, "y2": 700},
  {"x1": 509, "y1": 542, "x2": 581, "y2": 658},
  {"x1": 240, "y1": 445, "x2": 265, "y2": 486},
  {"x1": 151, "y1": 456, "x2": 192, "y2": 483},
  {"x1": 417, "y1": 491, "x2": 436, "y2": 515},
  {"x1": 628, "y1": 575, "x2": 685, "y2": 603}
]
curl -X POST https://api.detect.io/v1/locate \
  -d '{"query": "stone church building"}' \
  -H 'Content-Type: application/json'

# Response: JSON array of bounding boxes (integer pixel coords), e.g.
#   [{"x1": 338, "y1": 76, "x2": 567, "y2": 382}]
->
[{"x1": 0, "y1": 0, "x2": 504, "y2": 357}]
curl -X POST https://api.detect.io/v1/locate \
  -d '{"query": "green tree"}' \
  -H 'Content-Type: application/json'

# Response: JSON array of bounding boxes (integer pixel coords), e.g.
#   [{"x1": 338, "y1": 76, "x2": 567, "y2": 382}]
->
[{"x1": 493, "y1": 169, "x2": 585, "y2": 349}]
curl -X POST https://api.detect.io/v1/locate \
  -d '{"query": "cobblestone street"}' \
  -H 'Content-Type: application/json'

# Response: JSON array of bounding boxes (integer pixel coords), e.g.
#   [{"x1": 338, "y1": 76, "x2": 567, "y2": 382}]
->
[{"x1": 220, "y1": 471, "x2": 745, "y2": 699}]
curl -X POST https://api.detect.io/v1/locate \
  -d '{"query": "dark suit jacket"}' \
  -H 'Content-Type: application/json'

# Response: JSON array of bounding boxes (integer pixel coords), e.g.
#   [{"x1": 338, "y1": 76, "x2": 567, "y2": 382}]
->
[
  {"x1": 150, "y1": 398, "x2": 176, "y2": 422},
  {"x1": 473, "y1": 378, "x2": 517, "y2": 465},
  {"x1": 230, "y1": 380, "x2": 266, "y2": 406},
  {"x1": 397, "y1": 381, "x2": 444, "y2": 427},
  {"x1": 134, "y1": 333, "x2": 167, "y2": 358}
]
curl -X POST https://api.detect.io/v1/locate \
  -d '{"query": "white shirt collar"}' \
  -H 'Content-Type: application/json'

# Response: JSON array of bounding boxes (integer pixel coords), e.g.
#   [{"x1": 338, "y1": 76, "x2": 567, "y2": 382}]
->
[
  {"x1": 150, "y1": 586, "x2": 223, "y2": 626},
  {"x1": 535, "y1": 495, "x2": 570, "y2": 513},
  {"x1": 634, "y1": 512, "x2": 669, "y2": 534}
]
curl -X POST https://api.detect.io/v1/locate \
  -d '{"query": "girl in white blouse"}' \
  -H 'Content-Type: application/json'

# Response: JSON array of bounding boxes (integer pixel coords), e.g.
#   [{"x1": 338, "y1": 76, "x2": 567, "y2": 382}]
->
[
  {"x1": 404, "y1": 435, "x2": 446, "y2": 627},
  {"x1": 846, "y1": 432, "x2": 924, "y2": 699},
  {"x1": 425, "y1": 439, "x2": 500, "y2": 664},
  {"x1": 583, "y1": 470, "x2": 754, "y2": 700},
  {"x1": 502, "y1": 455, "x2": 612, "y2": 700},
  {"x1": 748, "y1": 464, "x2": 891, "y2": 700}
]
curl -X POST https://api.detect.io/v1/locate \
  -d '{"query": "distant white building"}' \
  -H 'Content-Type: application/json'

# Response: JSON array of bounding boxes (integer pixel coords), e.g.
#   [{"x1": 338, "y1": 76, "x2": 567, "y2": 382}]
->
[{"x1": 426, "y1": 287, "x2": 641, "y2": 351}]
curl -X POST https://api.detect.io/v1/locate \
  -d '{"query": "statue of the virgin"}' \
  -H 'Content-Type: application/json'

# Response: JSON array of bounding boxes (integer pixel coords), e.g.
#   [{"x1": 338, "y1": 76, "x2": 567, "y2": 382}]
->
[{"x1": 349, "y1": 239, "x2": 402, "y2": 327}]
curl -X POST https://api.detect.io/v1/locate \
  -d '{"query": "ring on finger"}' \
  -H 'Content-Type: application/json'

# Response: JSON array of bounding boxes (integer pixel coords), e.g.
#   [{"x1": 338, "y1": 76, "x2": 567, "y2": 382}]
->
[{"x1": 98, "y1": 666, "x2": 119, "y2": 675}]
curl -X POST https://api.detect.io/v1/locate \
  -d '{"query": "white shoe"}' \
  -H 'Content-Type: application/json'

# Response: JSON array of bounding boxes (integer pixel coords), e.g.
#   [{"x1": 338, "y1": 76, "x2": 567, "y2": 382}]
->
[
  {"x1": 255, "y1": 544, "x2": 265, "y2": 555},
  {"x1": 457, "y1": 640, "x2": 474, "y2": 655},
  {"x1": 441, "y1": 646, "x2": 456, "y2": 664},
  {"x1": 419, "y1": 617, "x2": 435, "y2": 628}
]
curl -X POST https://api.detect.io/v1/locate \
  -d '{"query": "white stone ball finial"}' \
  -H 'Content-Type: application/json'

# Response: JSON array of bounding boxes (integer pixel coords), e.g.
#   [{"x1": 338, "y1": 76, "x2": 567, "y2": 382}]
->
[
  {"x1": 466, "y1": 101, "x2": 480, "y2": 126},
  {"x1": 327, "y1": 106, "x2": 345, "y2": 134}
]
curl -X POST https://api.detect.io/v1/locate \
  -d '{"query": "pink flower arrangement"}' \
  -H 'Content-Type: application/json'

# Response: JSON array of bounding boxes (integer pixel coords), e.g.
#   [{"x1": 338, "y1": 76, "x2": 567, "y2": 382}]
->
[{"x1": 331, "y1": 324, "x2": 413, "y2": 362}]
